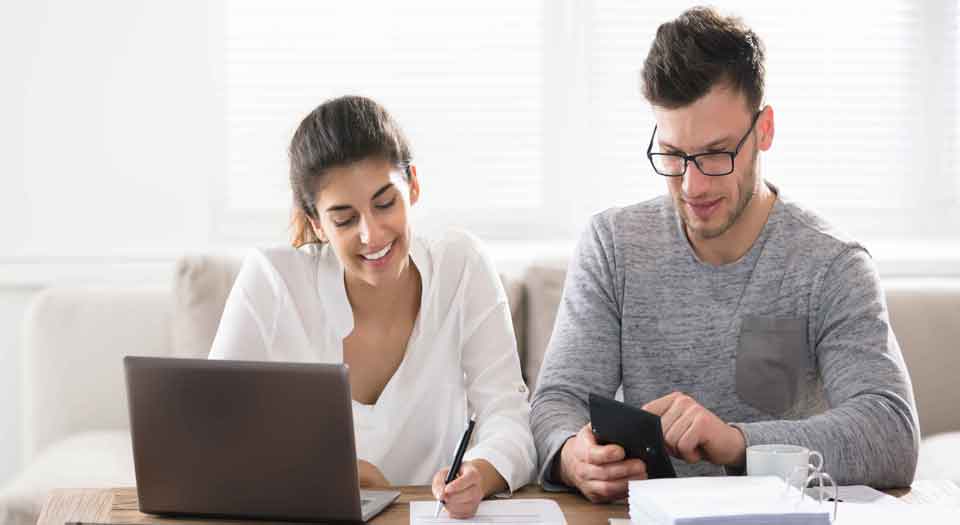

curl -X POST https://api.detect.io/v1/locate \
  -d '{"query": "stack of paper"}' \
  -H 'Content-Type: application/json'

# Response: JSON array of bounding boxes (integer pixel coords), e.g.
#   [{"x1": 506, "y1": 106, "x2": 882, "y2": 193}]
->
[{"x1": 628, "y1": 476, "x2": 831, "y2": 525}]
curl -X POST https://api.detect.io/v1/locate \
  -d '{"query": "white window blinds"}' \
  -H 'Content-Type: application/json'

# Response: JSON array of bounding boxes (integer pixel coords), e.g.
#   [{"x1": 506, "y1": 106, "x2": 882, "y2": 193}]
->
[
  {"x1": 223, "y1": 1, "x2": 959, "y2": 243},
  {"x1": 225, "y1": 0, "x2": 543, "y2": 220}
]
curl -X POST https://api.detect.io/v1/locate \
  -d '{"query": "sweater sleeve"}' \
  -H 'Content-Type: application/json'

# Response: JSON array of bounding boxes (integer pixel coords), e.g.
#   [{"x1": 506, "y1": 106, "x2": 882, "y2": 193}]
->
[
  {"x1": 529, "y1": 214, "x2": 624, "y2": 491},
  {"x1": 732, "y1": 248, "x2": 920, "y2": 487}
]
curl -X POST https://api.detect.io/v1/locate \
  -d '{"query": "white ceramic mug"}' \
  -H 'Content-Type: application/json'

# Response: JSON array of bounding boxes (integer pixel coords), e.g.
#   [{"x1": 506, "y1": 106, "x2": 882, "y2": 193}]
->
[{"x1": 746, "y1": 444, "x2": 823, "y2": 481}]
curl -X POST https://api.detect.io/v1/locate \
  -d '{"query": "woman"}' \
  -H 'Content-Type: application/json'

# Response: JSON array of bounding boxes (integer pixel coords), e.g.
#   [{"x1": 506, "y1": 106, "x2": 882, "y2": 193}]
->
[{"x1": 208, "y1": 95, "x2": 536, "y2": 518}]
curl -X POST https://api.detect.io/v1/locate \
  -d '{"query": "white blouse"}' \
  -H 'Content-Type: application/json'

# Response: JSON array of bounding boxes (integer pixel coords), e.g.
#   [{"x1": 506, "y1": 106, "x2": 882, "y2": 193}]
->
[{"x1": 208, "y1": 230, "x2": 536, "y2": 491}]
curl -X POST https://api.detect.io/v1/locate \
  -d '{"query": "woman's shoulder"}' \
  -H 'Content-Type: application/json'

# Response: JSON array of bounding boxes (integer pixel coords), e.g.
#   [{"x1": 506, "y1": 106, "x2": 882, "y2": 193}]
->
[
  {"x1": 418, "y1": 228, "x2": 491, "y2": 274},
  {"x1": 235, "y1": 244, "x2": 322, "y2": 296}
]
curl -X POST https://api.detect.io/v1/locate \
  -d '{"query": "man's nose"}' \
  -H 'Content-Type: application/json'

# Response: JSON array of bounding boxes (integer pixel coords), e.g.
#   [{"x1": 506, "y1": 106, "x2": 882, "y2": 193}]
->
[{"x1": 682, "y1": 160, "x2": 713, "y2": 197}]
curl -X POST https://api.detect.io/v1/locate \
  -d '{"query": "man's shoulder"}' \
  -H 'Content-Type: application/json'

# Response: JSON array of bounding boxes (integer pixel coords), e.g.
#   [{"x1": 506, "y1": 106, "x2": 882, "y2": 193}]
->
[
  {"x1": 776, "y1": 196, "x2": 865, "y2": 256},
  {"x1": 589, "y1": 194, "x2": 675, "y2": 240}
]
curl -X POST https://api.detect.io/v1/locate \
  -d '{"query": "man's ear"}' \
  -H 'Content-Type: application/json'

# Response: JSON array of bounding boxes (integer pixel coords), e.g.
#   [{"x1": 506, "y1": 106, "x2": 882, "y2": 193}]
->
[
  {"x1": 307, "y1": 216, "x2": 326, "y2": 242},
  {"x1": 408, "y1": 165, "x2": 420, "y2": 206},
  {"x1": 757, "y1": 105, "x2": 775, "y2": 152}
]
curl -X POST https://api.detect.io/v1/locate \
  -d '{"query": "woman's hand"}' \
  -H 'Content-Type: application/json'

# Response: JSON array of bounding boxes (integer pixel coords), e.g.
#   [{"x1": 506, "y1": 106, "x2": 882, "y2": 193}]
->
[
  {"x1": 431, "y1": 461, "x2": 486, "y2": 519},
  {"x1": 358, "y1": 460, "x2": 390, "y2": 489}
]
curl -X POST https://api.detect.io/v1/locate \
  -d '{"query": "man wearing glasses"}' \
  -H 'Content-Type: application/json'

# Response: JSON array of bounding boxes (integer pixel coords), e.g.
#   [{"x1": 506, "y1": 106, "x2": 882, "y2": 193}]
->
[{"x1": 530, "y1": 6, "x2": 918, "y2": 502}]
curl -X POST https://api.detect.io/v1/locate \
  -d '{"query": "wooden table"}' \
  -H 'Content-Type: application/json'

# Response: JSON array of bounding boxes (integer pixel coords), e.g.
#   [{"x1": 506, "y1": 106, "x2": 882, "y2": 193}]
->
[{"x1": 37, "y1": 481, "x2": 960, "y2": 525}]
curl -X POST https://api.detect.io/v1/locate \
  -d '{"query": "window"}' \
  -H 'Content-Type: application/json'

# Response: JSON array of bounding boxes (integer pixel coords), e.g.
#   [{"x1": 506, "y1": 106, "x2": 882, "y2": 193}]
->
[{"x1": 220, "y1": 1, "x2": 960, "y2": 245}]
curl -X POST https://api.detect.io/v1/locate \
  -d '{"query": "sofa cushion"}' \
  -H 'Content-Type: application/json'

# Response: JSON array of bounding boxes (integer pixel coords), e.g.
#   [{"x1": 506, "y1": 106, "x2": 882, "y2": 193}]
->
[
  {"x1": 171, "y1": 255, "x2": 243, "y2": 359},
  {"x1": 522, "y1": 259, "x2": 568, "y2": 392},
  {"x1": 0, "y1": 430, "x2": 134, "y2": 525},
  {"x1": 884, "y1": 280, "x2": 960, "y2": 437}
]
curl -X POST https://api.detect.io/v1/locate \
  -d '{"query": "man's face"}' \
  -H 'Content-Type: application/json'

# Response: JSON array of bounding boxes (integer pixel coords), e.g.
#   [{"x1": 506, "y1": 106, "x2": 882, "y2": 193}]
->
[{"x1": 652, "y1": 84, "x2": 767, "y2": 241}]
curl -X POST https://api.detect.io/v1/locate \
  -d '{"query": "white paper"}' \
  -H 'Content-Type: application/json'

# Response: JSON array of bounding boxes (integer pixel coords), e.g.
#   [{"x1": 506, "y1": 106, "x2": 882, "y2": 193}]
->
[
  {"x1": 628, "y1": 476, "x2": 831, "y2": 524},
  {"x1": 410, "y1": 499, "x2": 566, "y2": 525},
  {"x1": 804, "y1": 485, "x2": 903, "y2": 505},
  {"x1": 835, "y1": 503, "x2": 957, "y2": 524}
]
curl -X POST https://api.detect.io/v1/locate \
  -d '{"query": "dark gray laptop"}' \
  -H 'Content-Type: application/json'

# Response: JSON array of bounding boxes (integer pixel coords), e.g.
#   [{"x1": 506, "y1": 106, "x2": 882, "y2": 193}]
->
[{"x1": 124, "y1": 356, "x2": 399, "y2": 522}]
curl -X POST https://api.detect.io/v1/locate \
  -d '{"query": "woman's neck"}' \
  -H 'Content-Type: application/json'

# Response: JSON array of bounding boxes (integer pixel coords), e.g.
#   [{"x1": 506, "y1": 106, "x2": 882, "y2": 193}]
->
[{"x1": 344, "y1": 257, "x2": 422, "y2": 319}]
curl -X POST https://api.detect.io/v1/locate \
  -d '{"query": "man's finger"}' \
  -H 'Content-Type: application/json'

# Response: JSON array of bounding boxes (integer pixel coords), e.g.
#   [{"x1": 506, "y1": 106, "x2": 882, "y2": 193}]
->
[
  {"x1": 663, "y1": 405, "x2": 694, "y2": 449},
  {"x1": 623, "y1": 458, "x2": 648, "y2": 480},
  {"x1": 676, "y1": 415, "x2": 704, "y2": 463},
  {"x1": 587, "y1": 442, "x2": 625, "y2": 464},
  {"x1": 581, "y1": 423, "x2": 599, "y2": 446},
  {"x1": 642, "y1": 391, "x2": 681, "y2": 416},
  {"x1": 582, "y1": 479, "x2": 629, "y2": 502}
]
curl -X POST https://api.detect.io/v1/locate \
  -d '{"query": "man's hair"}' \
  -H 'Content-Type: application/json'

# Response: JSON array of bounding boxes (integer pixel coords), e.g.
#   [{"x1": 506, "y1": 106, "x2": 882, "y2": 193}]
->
[{"x1": 641, "y1": 6, "x2": 765, "y2": 110}]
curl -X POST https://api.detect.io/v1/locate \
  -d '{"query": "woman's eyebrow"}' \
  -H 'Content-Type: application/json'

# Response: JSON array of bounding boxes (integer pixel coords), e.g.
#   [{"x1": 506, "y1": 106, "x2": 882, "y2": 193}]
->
[
  {"x1": 325, "y1": 183, "x2": 395, "y2": 213},
  {"x1": 371, "y1": 183, "x2": 393, "y2": 200}
]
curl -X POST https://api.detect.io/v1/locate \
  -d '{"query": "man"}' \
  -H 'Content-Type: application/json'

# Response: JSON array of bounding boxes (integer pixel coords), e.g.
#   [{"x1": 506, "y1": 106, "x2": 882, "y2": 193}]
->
[{"x1": 530, "y1": 6, "x2": 919, "y2": 502}]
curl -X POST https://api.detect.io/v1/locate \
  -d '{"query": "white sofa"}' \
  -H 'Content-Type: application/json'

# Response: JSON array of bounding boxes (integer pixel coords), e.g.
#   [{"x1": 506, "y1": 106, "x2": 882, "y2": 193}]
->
[{"x1": 2, "y1": 256, "x2": 959, "y2": 525}]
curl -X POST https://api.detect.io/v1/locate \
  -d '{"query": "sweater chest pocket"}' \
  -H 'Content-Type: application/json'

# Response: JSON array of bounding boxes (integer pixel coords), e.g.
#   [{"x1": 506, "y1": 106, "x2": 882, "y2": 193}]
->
[{"x1": 735, "y1": 316, "x2": 812, "y2": 416}]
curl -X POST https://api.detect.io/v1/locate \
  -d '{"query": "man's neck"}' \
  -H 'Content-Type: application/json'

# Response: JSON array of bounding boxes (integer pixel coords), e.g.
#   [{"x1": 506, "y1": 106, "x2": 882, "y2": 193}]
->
[{"x1": 687, "y1": 183, "x2": 777, "y2": 266}]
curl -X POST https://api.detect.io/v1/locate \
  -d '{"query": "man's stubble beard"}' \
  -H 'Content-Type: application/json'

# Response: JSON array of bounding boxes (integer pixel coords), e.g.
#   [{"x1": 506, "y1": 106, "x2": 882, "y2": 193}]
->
[{"x1": 677, "y1": 149, "x2": 759, "y2": 241}]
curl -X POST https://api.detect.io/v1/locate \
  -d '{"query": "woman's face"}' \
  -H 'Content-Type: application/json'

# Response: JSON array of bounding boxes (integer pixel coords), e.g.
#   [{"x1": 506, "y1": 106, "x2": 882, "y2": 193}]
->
[{"x1": 309, "y1": 157, "x2": 419, "y2": 288}]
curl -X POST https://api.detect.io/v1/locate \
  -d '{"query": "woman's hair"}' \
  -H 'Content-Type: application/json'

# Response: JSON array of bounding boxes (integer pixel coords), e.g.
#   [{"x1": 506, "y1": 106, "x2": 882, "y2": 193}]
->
[{"x1": 288, "y1": 95, "x2": 413, "y2": 247}]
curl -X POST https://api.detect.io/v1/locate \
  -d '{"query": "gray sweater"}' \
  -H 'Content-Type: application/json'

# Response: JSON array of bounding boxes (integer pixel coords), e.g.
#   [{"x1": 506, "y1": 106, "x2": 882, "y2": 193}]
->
[{"x1": 531, "y1": 190, "x2": 919, "y2": 489}]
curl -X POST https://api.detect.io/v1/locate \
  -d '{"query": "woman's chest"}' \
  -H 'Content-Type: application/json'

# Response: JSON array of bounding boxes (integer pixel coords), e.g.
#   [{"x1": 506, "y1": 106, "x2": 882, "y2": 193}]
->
[{"x1": 342, "y1": 313, "x2": 418, "y2": 405}]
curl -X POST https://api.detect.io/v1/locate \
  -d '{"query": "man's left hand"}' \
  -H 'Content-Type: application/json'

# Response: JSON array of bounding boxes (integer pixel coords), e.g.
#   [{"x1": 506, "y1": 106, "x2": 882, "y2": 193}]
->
[{"x1": 643, "y1": 391, "x2": 746, "y2": 467}]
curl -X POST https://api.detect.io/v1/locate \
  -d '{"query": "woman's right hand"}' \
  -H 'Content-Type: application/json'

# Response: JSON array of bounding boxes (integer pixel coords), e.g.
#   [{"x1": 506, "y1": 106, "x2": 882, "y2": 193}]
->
[{"x1": 358, "y1": 460, "x2": 391, "y2": 489}]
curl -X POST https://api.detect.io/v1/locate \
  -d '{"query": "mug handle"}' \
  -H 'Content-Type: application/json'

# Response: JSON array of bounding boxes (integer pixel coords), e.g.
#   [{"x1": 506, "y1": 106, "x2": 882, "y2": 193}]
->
[{"x1": 808, "y1": 450, "x2": 824, "y2": 473}]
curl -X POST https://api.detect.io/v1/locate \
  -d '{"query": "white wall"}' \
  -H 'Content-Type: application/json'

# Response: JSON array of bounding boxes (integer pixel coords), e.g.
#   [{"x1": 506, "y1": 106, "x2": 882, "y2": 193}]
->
[
  {"x1": 0, "y1": 0, "x2": 223, "y2": 484},
  {"x1": 0, "y1": 0, "x2": 221, "y2": 258}
]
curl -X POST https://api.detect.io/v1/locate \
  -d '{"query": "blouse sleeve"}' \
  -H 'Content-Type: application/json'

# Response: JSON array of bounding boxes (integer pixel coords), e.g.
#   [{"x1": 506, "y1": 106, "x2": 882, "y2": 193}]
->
[
  {"x1": 456, "y1": 238, "x2": 538, "y2": 492},
  {"x1": 208, "y1": 249, "x2": 282, "y2": 361}
]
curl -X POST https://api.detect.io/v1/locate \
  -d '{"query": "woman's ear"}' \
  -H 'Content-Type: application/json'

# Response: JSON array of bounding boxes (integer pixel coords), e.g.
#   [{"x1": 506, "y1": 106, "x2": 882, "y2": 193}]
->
[
  {"x1": 307, "y1": 216, "x2": 327, "y2": 242},
  {"x1": 408, "y1": 165, "x2": 420, "y2": 206}
]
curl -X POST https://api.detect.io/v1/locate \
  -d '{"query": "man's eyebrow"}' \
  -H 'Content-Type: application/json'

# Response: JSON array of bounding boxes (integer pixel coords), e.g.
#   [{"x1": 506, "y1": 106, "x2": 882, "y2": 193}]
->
[{"x1": 658, "y1": 135, "x2": 735, "y2": 153}]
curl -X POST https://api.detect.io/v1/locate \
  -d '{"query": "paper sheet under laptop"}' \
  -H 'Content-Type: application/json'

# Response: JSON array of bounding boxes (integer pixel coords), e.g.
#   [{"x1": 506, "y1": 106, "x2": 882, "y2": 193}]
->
[{"x1": 410, "y1": 499, "x2": 565, "y2": 525}]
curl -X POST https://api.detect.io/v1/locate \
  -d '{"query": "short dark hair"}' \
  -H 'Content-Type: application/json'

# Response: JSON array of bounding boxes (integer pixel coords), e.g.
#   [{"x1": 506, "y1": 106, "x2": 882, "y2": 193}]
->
[
  {"x1": 288, "y1": 95, "x2": 412, "y2": 247},
  {"x1": 641, "y1": 6, "x2": 765, "y2": 110}
]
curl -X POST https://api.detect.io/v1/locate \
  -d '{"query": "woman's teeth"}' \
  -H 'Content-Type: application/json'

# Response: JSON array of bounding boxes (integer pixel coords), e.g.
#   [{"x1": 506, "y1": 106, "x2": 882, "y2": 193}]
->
[{"x1": 362, "y1": 242, "x2": 392, "y2": 261}]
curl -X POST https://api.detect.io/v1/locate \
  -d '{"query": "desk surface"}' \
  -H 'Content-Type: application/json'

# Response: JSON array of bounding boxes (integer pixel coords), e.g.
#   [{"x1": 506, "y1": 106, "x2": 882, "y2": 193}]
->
[{"x1": 38, "y1": 481, "x2": 960, "y2": 525}]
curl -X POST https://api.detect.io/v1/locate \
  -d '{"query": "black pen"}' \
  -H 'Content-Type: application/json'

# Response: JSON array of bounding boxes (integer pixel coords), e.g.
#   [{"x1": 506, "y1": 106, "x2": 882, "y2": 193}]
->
[{"x1": 434, "y1": 413, "x2": 477, "y2": 518}]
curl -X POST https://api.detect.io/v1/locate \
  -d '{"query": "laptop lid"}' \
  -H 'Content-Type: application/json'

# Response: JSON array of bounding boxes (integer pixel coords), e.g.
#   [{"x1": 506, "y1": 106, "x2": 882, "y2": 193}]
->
[{"x1": 124, "y1": 356, "x2": 365, "y2": 522}]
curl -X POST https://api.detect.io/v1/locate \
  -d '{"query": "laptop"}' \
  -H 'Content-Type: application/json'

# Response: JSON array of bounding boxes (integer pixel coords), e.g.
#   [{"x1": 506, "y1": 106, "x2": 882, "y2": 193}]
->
[{"x1": 124, "y1": 356, "x2": 400, "y2": 522}]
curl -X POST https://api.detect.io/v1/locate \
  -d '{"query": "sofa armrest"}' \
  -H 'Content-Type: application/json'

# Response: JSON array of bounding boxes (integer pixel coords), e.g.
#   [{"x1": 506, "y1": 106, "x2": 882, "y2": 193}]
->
[{"x1": 21, "y1": 287, "x2": 171, "y2": 463}]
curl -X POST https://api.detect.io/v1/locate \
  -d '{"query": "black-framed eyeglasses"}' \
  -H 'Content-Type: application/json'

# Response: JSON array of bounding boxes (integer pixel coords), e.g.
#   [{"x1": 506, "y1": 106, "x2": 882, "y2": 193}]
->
[{"x1": 646, "y1": 110, "x2": 762, "y2": 177}]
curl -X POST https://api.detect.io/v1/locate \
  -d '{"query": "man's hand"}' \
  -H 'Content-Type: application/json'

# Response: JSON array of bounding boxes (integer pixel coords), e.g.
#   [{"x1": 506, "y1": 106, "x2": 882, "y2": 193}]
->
[
  {"x1": 556, "y1": 423, "x2": 648, "y2": 503},
  {"x1": 643, "y1": 391, "x2": 746, "y2": 467},
  {"x1": 358, "y1": 460, "x2": 390, "y2": 489}
]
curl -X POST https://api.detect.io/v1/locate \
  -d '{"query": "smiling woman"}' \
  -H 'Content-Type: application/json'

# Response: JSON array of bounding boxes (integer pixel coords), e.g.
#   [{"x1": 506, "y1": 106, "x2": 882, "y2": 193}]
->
[{"x1": 207, "y1": 95, "x2": 537, "y2": 519}]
